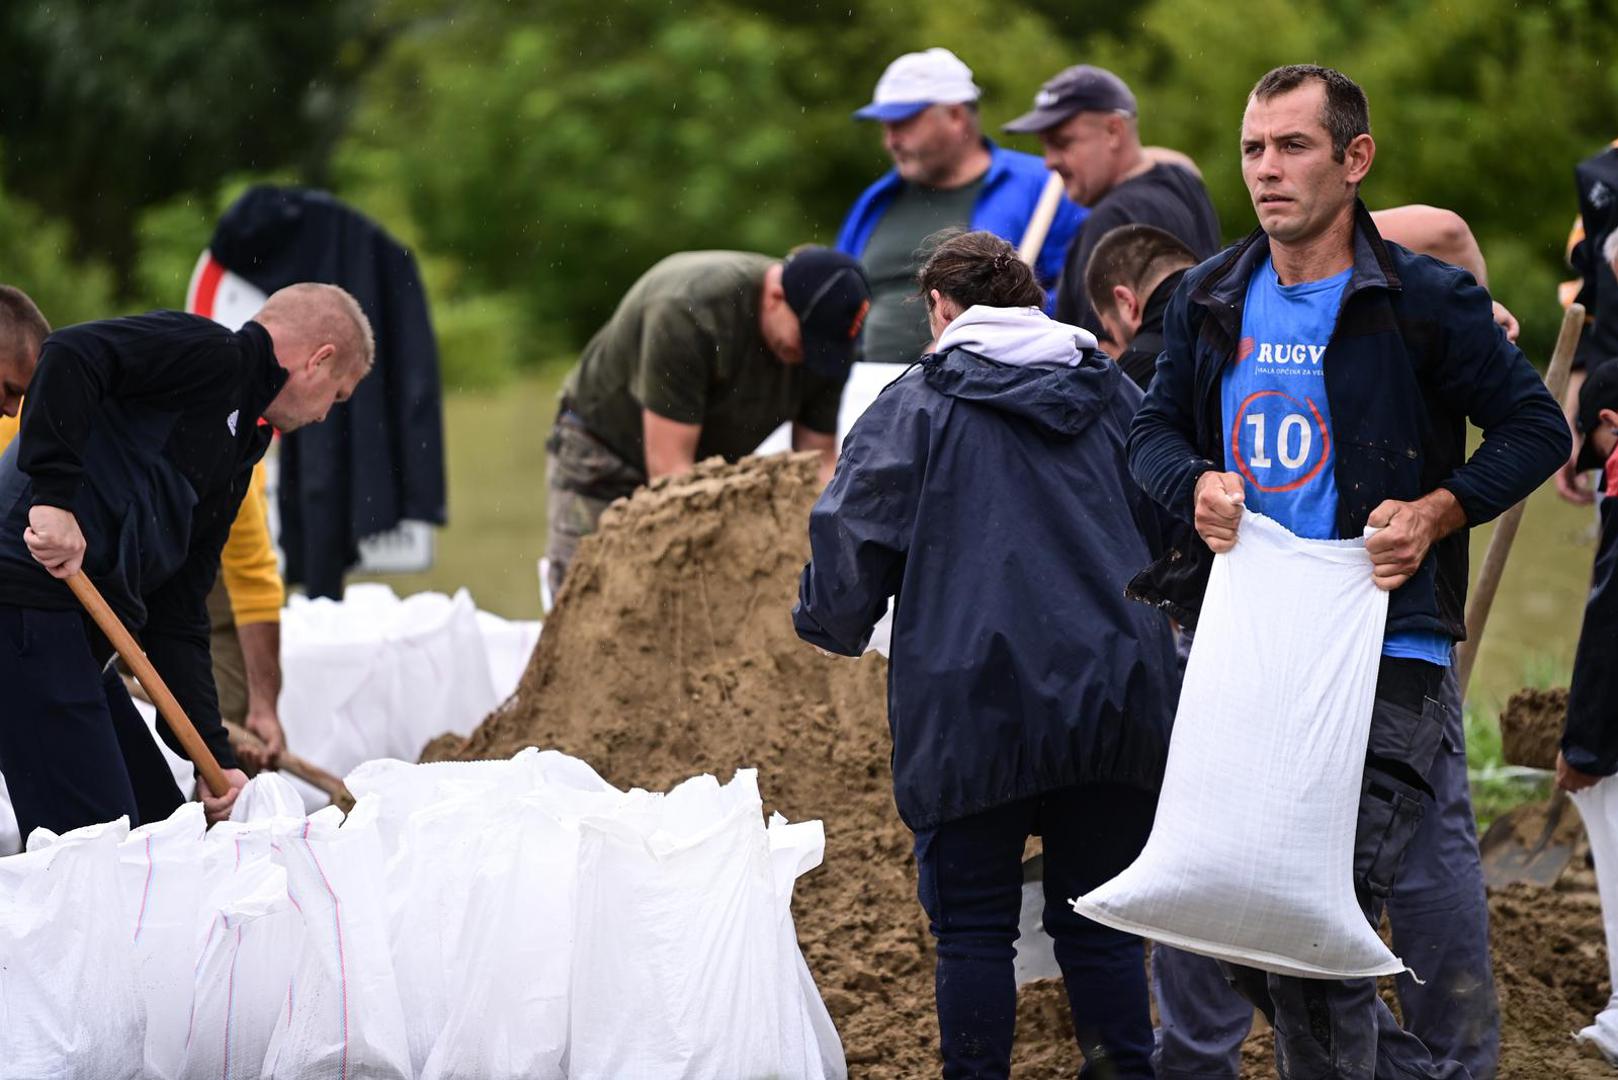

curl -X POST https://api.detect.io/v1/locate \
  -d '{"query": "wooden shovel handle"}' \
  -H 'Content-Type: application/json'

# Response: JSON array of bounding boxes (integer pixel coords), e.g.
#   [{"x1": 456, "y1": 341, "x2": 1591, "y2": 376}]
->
[
  {"x1": 222, "y1": 719, "x2": 354, "y2": 806},
  {"x1": 1016, "y1": 172, "x2": 1067, "y2": 267},
  {"x1": 1454, "y1": 302, "x2": 1583, "y2": 698},
  {"x1": 66, "y1": 571, "x2": 231, "y2": 797}
]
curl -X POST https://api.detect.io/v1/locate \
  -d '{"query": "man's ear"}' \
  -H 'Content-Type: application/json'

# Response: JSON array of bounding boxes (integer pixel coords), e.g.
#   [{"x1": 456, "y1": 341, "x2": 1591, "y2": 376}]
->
[
  {"x1": 1344, "y1": 132, "x2": 1376, "y2": 185},
  {"x1": 1111, "y1": 284, "x2": 1139, "y2": 321},
  {"x1": 309, "y1": 343, "x2": 338, "y2": 370},
  {"x1": 1600, "y1": 406, "x2": 1618, "y2": 430}
]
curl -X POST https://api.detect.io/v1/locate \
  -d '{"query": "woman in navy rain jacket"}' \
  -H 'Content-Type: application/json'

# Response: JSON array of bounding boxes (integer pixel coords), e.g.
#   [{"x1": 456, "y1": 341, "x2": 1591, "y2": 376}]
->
[{"x1": 793, "y1": 229, "x2": 1180, "y2": 1079}]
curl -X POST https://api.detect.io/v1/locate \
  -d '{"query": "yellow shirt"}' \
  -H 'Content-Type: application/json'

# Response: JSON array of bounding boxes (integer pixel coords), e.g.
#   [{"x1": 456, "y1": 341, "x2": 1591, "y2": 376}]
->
[
  {"x1": 0, "y1": 408, "x2": 283, "y2": 624},
  {"x1": 220, "y1": 462, "x2": 283, "y2": 625}
]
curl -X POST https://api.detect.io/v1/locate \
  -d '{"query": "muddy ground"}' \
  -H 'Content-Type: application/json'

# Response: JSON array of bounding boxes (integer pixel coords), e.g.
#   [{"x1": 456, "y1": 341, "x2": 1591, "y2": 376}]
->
[{"x1": 430, "y1": 454, "x2": 1613, "y2": 1078}]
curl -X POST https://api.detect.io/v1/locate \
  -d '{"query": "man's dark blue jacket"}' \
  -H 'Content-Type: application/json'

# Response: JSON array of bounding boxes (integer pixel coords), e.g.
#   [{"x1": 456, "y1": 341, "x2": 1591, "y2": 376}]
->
[
  {"x1": 1127, "y1": 203, "x2": 1570, "y2": 638},
  {"x1": 0, "y1": 312, "x2": 286, "y2": 769},
  {"x1": 793, "y1": 342, "x2": 1179, "y2": 831}
]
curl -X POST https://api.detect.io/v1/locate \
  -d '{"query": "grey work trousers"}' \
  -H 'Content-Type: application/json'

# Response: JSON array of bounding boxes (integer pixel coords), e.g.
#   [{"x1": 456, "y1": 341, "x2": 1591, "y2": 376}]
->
[{"x1": 1155, "y1": 656, "x2": 1490, "y2": 1080}]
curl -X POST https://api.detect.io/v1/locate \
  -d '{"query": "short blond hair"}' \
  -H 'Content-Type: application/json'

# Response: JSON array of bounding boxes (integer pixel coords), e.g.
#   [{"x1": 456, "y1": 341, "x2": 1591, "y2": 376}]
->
[
  {"x1": 0, "y1": 284, "x2": 49, "y2": 360},
  {"x1": 256, "y1": 283, "x2": 375, "y2": 376}
]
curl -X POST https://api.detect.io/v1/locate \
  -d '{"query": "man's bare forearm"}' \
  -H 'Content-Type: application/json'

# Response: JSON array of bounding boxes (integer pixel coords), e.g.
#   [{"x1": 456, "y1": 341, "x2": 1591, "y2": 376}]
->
[{"x1": 235, "y1": 620, "x2": 282, "y2": 719}]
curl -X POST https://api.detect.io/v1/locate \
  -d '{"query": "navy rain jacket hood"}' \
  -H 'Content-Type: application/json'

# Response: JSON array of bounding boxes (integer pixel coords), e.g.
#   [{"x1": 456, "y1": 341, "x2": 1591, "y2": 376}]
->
[{"x1": 793, "y1": 307, "x2": 1181, "y2": 830}]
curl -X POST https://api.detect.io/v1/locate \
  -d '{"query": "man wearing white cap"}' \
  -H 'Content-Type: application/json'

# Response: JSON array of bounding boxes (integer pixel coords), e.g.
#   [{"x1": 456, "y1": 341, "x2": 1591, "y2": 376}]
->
[{"x1": 837, "y1": 48, "x2": 1086, "y2": 364}]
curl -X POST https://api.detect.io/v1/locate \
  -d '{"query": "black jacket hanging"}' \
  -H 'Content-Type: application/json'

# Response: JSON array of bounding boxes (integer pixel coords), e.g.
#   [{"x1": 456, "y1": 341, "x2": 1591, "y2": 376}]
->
[{"x1": 209, "y1": 185, "x2": 447, "y2": 598}]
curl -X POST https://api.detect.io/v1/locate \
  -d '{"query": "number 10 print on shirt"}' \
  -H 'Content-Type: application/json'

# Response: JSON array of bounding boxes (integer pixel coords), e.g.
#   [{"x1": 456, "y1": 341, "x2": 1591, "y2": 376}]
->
[
  {"x1": 1230, "y1": 388, "x2": 1332, "y2": 493},
  {"x1": 1220, "y1": 258, "x2": 1351, "y2": 540}
]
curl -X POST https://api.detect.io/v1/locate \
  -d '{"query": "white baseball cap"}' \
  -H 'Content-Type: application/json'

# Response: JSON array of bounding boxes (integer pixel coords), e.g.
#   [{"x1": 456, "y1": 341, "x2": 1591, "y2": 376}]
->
[{"x1": 853, "y1": 48, "x2": 981, "y2": 122}]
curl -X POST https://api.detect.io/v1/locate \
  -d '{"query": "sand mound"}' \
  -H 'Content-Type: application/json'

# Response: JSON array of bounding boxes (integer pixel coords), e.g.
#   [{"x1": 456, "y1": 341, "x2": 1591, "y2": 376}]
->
[
  {"x1": 1499, "y1": 687, "x2": 1567, "y2": 771},
  {"x1": 432, "y1": 454, "x2": 1614, "y2": 1078}
]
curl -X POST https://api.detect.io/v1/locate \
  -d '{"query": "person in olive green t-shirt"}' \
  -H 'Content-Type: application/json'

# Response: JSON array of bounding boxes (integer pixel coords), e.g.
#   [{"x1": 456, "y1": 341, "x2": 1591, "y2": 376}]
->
[{"x1": 545, "y1": 246, "x2": 870, "y2": 598}]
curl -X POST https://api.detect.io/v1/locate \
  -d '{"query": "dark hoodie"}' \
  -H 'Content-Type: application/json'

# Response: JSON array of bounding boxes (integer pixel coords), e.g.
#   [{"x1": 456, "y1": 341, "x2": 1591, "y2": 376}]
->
[{"x1": 793, "y1": 306, "x2": 1181, "y2": 830}]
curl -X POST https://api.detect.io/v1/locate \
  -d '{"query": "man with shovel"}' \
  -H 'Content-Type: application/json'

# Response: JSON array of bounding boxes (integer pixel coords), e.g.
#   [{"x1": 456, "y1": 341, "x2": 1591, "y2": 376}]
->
[
  {"x1": 0, "y1": 283, "x2": 373, "y2": 841},
  {"x1": 1, "y1": 293, "x2": 290, "y2": 777},
  {"x1": 1128, "y1": 65, "x2": 1567, "y2": 1078}
]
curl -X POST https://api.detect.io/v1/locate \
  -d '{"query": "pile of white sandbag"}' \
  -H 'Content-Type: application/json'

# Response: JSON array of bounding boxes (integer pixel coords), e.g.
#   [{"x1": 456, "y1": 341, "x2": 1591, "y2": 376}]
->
[
  {"x1": 0, "y1": 750, "x2": 844, "y2": 1080},
  {"x1": 275, "y1": 584, "x2": 541, "y2": 809}
]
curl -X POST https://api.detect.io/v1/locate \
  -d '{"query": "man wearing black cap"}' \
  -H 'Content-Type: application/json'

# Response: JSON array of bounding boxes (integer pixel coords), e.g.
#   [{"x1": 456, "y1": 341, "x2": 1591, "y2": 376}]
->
[
  {"x1": 1561, "y1": 361, "x2": 1618, "y2": 794},
  {"x1": 1004, "y1": 64, "x2": 1220, "y2": 337},
  {"x1": 544, "y1": 247, "x2": 870, "y2": 596}
]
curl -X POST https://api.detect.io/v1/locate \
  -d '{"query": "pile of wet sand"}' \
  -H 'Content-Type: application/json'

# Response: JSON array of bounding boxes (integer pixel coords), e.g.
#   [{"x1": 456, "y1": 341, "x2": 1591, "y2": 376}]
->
[{"x1": 429, "y1": 453, "x2": 1613, "y2": 1078}]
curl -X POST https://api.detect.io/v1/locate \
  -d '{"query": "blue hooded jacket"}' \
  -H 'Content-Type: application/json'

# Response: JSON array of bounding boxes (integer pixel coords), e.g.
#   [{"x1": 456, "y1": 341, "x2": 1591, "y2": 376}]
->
[
  {"x1": 836, "y1": 142, "x2": 1086, "y2": 310},
  {"x1": 793, "y1": 307, "x2": 1180, "y2": 830}
]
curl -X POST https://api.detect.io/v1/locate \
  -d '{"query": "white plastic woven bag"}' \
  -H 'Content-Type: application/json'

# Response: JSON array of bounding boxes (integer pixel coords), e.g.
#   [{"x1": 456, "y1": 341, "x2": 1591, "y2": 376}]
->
[
  {"x1": 261, "y1": 799, "x2": 412, "y2": 1080},
  {"x1": 119, "y1": 803, "x2": 210, "y2": 1080},
  {"x1": 0, "y1": 818, "x2": 142, "y2": 1080},
  {"x1": 417, "y1": 792, "x2": 578, "y2": 1080},
  {"x1": 567, "y1": 769, "x2": 792, "y2": 1079},
  {"x1": 1072, "y1": 510, "x2": 1399, "y2": 979},
  {"x1": 179, "y1": 823, "x2": 304, "y2": 1080}
]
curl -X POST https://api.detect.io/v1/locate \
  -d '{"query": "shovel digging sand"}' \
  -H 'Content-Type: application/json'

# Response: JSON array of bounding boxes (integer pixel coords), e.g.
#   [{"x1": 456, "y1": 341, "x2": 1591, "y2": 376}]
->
[{"x1": 1480, "y1": 686, "x2": 1582, "y2": 888}]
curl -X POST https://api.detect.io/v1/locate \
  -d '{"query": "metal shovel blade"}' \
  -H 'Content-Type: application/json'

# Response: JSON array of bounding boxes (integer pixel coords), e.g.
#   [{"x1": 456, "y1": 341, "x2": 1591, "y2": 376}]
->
[{"x1": 1479, "y1": 791, "x2": 1580, "y2": 889}]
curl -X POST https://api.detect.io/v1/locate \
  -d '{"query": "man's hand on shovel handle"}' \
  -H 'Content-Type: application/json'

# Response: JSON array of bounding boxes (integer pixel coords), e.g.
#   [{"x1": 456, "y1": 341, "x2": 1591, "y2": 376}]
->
[
  {"x1": 239, "y1": 710, "x2": 286, "y2": 772},
  {"x1": 25, "y1": 506, "x2": 86, "y2": 578},
  {"x1": 200, "y1": 768, "x2": 249, "y2": 823}
]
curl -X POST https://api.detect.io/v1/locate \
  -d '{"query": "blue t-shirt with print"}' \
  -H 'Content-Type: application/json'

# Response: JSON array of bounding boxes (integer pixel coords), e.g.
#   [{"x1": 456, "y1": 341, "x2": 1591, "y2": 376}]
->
[{"x1": 1222, "y1": 256, "x2": 1451, "y2": 666}]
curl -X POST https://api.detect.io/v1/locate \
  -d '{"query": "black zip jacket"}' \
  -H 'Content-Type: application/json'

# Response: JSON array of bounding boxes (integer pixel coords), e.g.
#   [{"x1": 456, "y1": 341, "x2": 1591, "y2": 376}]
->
[
  {"x1": 1127, "y1": 203, "x2": 1570, "y2": 637},
  {"x1": 0, "y1": 312, "x2": 288, "y2": 769}
]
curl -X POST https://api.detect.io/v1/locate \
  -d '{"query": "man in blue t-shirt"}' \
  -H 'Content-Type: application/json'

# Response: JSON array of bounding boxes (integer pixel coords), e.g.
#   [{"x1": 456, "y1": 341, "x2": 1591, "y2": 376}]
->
[
  {"x1": 1223, "y1": 259, "x2": 1452, "y2": 666},
  {"x1": 1129, "y1": 65, "x2": 1569, "y2": 1080}
]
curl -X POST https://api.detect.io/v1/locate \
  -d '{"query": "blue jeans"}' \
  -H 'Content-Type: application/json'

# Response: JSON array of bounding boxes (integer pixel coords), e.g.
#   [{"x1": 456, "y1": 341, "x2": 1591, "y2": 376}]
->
[
  {"x1": 1152, "y1": 662, "x2": 1497, "y2": 1079},
  {"x1": 0, "y1": 606, "x2": 183, "y2": 841},
  {"x1": 914, "y1": 783, "x2": 1159, "y2": 1079}
]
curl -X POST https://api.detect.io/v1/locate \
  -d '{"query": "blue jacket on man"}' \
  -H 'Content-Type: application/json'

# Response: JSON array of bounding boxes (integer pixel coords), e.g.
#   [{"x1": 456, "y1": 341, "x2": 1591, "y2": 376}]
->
[
  {"x1": 836, "y1": 141, "x2": 1086, "y2": 307},
  {"x1": 1127, "y1": 202, "x2": 1570, "y2": 639},
  {"x1": 794, "y1": 315, "x2": 1179, "y2": 830}
]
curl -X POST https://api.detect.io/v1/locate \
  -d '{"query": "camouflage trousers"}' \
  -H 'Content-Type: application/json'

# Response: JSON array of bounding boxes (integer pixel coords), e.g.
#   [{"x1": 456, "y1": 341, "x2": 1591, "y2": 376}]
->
[{"x1": 544, "y1": 412, "x2": 644, "y2": 601}]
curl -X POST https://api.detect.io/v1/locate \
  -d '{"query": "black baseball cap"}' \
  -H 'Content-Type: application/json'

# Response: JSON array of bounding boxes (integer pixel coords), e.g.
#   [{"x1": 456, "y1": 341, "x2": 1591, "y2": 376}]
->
[
  {"x1": 1576, "y1": 360, "x2": 1618, "y2": 471},
  {"x1": 781, "y1": 247, "x2": 871, "y2": 379},
  {"x1": 1003, "y1": 64, "x2": 1138, "y2": 134}
]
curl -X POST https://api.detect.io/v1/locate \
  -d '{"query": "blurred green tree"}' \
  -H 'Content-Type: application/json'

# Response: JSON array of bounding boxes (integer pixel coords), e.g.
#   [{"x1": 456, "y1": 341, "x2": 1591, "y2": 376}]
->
[{"x1": 0, "y1": 0, "x2": 375, "y2": 285}]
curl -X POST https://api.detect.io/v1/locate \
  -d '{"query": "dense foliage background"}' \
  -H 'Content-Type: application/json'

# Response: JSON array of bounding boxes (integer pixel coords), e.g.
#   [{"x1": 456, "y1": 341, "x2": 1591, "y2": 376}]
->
[{"x1": 2, "y1": 0, "x2": 1613, "y2": 384}]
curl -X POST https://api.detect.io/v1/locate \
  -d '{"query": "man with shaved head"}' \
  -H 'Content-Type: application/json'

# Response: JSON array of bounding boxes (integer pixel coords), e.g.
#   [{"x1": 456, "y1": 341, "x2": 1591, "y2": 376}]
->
[{"x1": 0, "y1": 285, "x2": 371, "y2": 838}]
